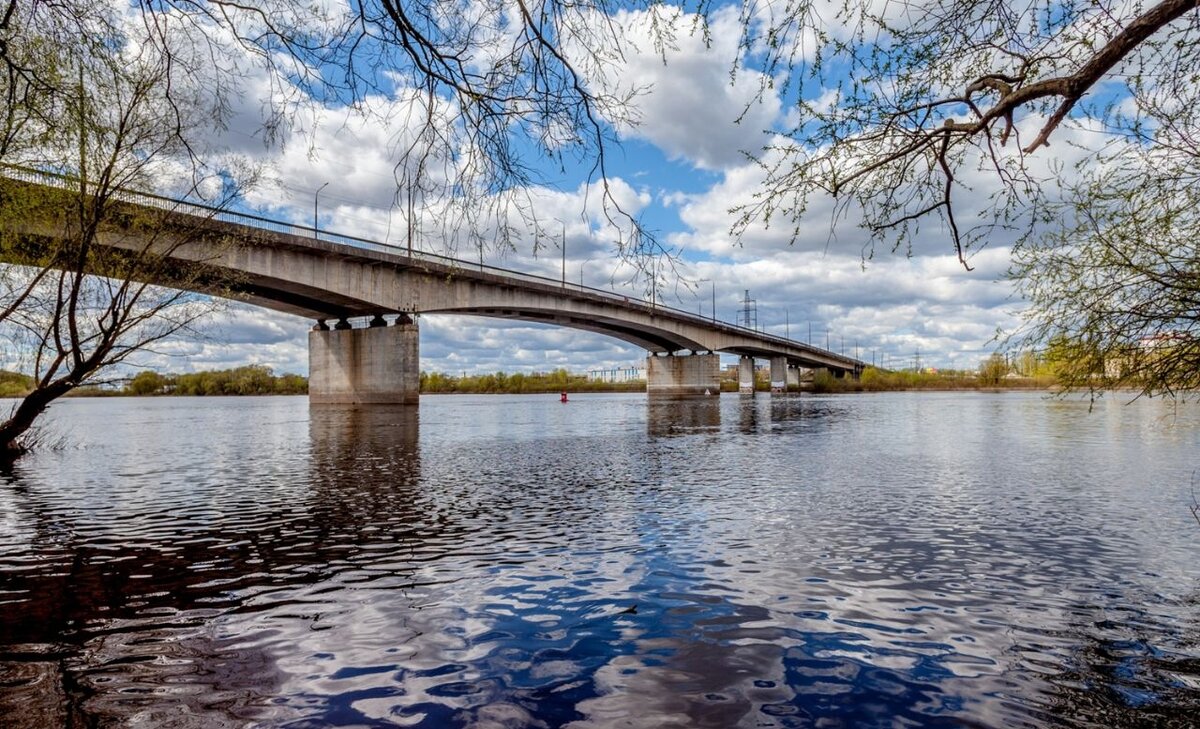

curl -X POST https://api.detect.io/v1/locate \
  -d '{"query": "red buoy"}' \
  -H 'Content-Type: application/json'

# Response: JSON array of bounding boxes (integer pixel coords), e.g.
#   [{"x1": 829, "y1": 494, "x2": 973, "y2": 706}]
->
[{"x1": 560, "y1": 391, "x2": 569, "y2": 403}]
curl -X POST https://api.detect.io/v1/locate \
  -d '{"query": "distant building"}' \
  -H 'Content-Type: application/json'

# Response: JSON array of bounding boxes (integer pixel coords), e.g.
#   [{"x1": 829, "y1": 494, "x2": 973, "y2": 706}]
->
[
  {"x1": 587, "y1": 365, "x2": 645, "y2": 383},
  {"x1": 1140, "y1": 332, "x2": 1190, "y2": 349},
  {"x1": 1107, "y1": 332, "x2": 1190, "y2": 378}
]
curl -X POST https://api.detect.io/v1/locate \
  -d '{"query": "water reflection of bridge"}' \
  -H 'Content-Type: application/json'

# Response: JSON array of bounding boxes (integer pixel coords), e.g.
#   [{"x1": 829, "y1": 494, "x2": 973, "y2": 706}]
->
[
  {"x1": 0, "y1": 406, "x2": 422, "y2": 726},
  {"x1": 0, "y1": 400, "x2": 743, "y2": 725}
]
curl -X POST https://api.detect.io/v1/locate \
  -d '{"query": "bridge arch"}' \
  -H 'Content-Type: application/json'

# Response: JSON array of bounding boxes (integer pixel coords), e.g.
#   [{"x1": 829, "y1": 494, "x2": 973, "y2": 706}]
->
[{"x1": 420, "y1": 306, "x2": 709, "y2": 353}]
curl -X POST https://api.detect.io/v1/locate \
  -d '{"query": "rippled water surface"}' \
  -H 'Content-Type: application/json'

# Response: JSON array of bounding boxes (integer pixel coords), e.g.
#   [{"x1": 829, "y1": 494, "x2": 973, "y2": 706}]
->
[{"x1": 1, "y1": 392, "x2": 1199, "y2": 727}]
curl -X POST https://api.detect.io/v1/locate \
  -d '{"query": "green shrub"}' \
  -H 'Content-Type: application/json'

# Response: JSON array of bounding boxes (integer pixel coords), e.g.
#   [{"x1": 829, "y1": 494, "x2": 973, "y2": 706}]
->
[{"x1": 0, "y1": 370, "x2": 34, "y2": 398}]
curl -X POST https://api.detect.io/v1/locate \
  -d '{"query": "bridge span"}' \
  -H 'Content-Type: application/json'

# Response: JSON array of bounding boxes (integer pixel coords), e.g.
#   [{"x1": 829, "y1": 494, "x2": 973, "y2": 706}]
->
[{"x1": 2, "y1": 170, "x2": 865, "y2": 403}]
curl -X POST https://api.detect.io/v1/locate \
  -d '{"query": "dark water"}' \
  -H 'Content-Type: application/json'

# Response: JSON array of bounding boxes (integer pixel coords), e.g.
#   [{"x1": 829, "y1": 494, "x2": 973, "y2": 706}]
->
[{"x1": 1, "y1": 392, "x2": 1198, "y2": 728}]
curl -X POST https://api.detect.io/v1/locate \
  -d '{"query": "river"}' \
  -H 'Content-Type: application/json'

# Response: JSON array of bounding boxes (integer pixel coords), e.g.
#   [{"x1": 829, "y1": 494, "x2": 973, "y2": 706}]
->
[{"x1": 0, "y1": 392, "x2": 1197, "y2": 727}]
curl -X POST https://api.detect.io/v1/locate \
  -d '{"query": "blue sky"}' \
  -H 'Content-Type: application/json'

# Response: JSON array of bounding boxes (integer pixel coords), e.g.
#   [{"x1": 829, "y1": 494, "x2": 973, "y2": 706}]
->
[{"x1": 127, "y1": 1, "x2": 1098, "y2": 377}]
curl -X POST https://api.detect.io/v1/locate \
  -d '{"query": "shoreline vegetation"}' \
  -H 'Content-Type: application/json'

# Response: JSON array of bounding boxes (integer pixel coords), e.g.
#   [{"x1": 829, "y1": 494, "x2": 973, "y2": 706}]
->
[
  {"x1": 808, "y1": 368, "x2": 1056, "y2": 393},
  {"x1": 0, "y1": 362, "x2": 1058, "y2": 399},
  {"x1": 419, "y1": 370, "x2": 642, "y2": 394}
]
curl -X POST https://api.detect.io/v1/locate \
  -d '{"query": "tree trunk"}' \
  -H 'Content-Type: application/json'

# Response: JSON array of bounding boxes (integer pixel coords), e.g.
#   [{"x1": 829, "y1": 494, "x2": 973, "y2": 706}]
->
[{"x1": 0, "y1": 381, "x2": 72, "y2": 459}]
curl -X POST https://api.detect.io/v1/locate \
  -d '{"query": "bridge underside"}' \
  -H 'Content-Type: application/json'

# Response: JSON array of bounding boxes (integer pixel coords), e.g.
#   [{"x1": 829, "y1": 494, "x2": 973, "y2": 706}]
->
[
  {"x1": 224, "y1": 275, "x2": 856, "y2": 372},
  {"x1": 221, "y1": 273, "x2": 713, "y2": 353},
  {"x1": 423, "y1": 307, "x2": 709, "y2": 352}
]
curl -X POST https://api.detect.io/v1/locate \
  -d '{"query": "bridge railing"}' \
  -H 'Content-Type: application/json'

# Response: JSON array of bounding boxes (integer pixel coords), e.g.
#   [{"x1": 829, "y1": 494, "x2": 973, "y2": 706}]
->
[{"x1": 0, "y1": 164, "x2": 860, "y2": 365}]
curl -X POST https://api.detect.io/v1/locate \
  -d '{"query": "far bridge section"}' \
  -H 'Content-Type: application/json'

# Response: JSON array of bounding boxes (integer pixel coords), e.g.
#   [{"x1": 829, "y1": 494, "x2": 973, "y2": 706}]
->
[{"x1": 0, "y1": 169, "x2": 866, "y2": 403}]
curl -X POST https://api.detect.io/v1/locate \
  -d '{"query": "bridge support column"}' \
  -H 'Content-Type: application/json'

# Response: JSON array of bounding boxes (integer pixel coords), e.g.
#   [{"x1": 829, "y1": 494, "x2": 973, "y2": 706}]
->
[
  {"x1": 309, "y1": 315, "x2": 419, "y2": 405},
  {"x1": 769, "y1": 356, "x2": 788, "y2": 393},
  {"x1": 786, "y1": 366, "x2": 800, "y2": 391},
  {"x1": 645, "y1": 352, "x2": 720, "y2": 397},
  {"x1": 738, "y1": 356, "x2": 756, "y2": 395}
]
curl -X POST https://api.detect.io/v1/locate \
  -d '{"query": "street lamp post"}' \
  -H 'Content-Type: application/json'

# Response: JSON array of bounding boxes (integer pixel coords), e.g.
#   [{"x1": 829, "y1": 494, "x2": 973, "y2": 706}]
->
[
  {"x1": 650, "y1": 258, "x2": 656, "y2": 308},
  {"x1": 698, "y1": 278, "x2": 715, "y2": 321},
  {"x1": 313, "y1": 182, "x2": 329, "y2": 240}
]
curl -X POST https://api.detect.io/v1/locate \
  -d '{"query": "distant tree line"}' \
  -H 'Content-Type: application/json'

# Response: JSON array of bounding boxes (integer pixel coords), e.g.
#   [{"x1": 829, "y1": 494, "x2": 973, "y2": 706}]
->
[
  {"x1": 807, "y1": 355, "x2": 1060, "y2": 394},
  {"x1": 2, "y1": 367, "x2": 648, "y2": 398},
  {"x1": 420, "y1": 369, "x2": 643, "y2": 394},
  {"x1": 125, "y1": 366, "x2": 308, "y2": 396},
  {"x1": 2, "y1": 355, "x2": 1078, "y2": 400}
]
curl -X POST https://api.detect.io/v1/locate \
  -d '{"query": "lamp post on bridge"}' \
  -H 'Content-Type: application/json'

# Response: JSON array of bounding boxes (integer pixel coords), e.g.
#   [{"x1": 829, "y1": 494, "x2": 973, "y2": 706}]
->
[
  {"x1": 698, "y1": 278, "x2": 715, "y2": 321},
  {"x1": 650, "y1": 257, "x2": 657, "y2": 309},
  {"x1": 313, "y1": 181, "x2": 329, "y2": 241},
  {"x1": 580, "y1": 258, "x2": 593, "y2": 288}
]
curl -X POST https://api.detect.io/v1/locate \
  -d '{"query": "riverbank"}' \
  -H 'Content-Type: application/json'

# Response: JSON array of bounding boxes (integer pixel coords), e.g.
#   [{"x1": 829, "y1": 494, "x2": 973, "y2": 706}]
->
[
  {"x1": 0, "y1": 367, "x2": 646, "y2": 398},
  {"x1": 808, "y1": 368, "x2": 1057, "y2": 393},
  {"x1": 420, "y1": 370, "x2": 643, "y2": 394},
  {"x1": 1, "y1": 366, "x2": 1060, "y2": 398}
]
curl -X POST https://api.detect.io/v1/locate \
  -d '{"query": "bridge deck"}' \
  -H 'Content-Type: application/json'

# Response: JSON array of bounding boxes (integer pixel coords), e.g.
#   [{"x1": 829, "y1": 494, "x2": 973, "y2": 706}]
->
[{"x1": 1, "y1": 168, "x2": 866, "y2": 372}]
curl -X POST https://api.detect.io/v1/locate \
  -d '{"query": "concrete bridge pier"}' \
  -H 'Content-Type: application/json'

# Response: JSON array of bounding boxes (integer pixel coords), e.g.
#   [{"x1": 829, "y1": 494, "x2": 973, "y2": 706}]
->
[
  {"x1": 769, "y1": 356, "x2": 788, "y2": 393},
  {"x1": 738, "y1": 355, "x2": 756, "y2": 395},
  {"x1": 309, "y1": 314, "x2": 419, "y2": 405},
  {"x1": 786, "y1": 365, "x2": 800, "y2": 391},
  {"x1": 646, "y1": 352, "x2": 720, "y2": 396}
]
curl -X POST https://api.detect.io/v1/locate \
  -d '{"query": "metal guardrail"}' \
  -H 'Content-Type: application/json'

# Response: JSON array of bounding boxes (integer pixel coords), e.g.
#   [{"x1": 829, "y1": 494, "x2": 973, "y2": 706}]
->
[{"x1": 1, "y1": 164, "x2": 861, "y2": 365}]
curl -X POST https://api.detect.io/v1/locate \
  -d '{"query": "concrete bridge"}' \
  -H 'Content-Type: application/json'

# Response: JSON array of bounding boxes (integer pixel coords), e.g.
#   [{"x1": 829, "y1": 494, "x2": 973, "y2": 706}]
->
[{"x1": 1, "y1": 170, "x2": 865, "y2": 403}]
